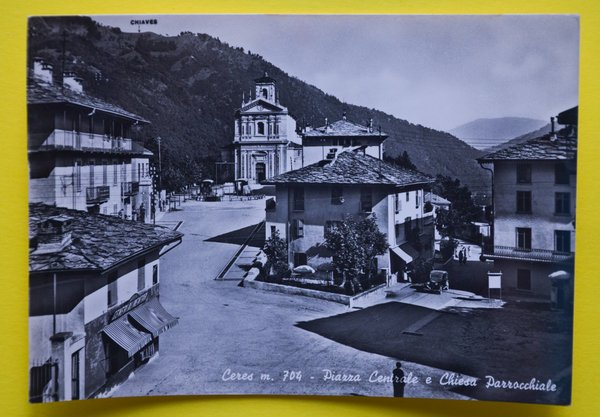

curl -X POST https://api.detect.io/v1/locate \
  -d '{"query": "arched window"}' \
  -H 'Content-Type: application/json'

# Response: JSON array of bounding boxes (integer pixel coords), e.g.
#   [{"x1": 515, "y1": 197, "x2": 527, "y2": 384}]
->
[
  {"x1": 262, "y1": 88, "x2": 268, "y2": 99},
  {"x1": 257, "y1": 122, "x2": 265, "y2": 135}
]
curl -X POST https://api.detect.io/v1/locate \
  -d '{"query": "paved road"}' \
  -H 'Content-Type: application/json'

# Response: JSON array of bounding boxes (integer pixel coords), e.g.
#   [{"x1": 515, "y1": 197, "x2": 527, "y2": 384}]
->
[{"x1": 112, "y1": 199, "x2": 468, "y2": 399}]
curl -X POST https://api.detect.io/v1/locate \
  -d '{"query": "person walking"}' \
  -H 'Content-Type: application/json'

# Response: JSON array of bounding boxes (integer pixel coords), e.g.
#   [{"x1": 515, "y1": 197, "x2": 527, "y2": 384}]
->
[
  {"x1": 458, "y1": 248, "x2": 464, "y2": 265},
  {"x1": 392, "y1": 362, "x2": 406, "y2": 397}
]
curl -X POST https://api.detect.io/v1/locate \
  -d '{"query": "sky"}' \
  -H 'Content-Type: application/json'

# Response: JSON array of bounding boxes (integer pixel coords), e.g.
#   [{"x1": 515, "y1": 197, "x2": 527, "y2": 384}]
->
[{"x1": 93, "y1": 15, "x2": 579, "y2": 131}]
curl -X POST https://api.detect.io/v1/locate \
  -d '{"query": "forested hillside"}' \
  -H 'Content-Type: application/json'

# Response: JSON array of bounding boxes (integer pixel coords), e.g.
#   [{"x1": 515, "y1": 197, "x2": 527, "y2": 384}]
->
[{"x1": 28, "y1": 16, "x2": 488, "y2": 193}]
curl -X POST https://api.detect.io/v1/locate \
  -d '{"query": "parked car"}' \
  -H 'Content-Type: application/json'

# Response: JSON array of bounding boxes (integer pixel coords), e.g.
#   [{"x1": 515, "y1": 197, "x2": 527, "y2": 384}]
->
[{"x1": 425, "y1": 270, "x2": 449, "y2": 294}]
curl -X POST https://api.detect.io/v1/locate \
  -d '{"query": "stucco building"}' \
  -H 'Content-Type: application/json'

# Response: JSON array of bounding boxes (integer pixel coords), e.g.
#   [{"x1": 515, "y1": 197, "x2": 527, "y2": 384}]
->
[
  {"x1": 28, "y1": 204, "x2": 182, "y2": 402},
  {"x1": 265, "y1": 150, "x2": 434, "y2": 282},
  {"x1": 232, "y1": 73, "x2": 302, "y2": 183},
  {"x1": 478, "y1": 107, "x2": 577, "y2": 304},
  {"x1": 301, "y1": 115, "x2": 387, "y2": 166},
  {"x1": 28, "y1": 58, "x2": 154, "y2": 222}
]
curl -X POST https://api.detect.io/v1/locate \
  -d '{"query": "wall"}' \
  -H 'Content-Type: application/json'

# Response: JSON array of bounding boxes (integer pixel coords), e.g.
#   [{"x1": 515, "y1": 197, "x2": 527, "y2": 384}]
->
[{"x1": 494, "y1": 160, "x2": 576, "y2": 252}]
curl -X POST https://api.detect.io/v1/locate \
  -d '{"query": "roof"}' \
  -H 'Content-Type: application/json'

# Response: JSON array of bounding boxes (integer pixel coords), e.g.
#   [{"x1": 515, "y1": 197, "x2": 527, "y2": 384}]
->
[
  {"x1": 254, "y1": 72, "x2": 276, "y2": 84},
  {"x1": 478, "y1": 133, "x2": 577, "y2": 162},
  {"x1": 265, "y1": 150, "x2": 432, "y2": 187},
  {"x1": 303, "y1": 119, "x2": 388, "y2": 138},
  {"x1": 29, "y1": 204, "x2": 182, "y2": 272},
  {"x1": 425, "y1": 192, "x2": 451, "y2": 206},
  {"x1": 28, "y1": 79, "x2": 150, "y2": 123}
]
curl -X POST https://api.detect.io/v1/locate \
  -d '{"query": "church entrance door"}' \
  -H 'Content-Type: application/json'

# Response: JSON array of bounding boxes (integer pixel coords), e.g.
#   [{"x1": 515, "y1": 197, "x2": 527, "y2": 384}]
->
[{"x1": 256, "y1": 163, "x2": 266, "y2": 182}]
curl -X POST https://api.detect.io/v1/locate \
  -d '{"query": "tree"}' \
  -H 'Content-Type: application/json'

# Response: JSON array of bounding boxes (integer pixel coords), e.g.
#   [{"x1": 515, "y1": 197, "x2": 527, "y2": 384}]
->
[
  {"x1": 432, "y1": 175, "x2": 481, "y2": 238},
  {"x1": 324, "y1": 215, "x2": 388, "y2": 294},
  {"x1": 384, "y1": 151, "x2": 418, "y2": 171},
  {"x1": 263, "y1": 230, "x2": 288, "y2": 278}
]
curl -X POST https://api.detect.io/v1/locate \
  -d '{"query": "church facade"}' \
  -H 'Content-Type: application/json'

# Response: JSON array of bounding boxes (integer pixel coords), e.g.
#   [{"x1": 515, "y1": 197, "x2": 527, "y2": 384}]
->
[{"x1": 232, "y1": 73, "x2": 302, "y2": 184}]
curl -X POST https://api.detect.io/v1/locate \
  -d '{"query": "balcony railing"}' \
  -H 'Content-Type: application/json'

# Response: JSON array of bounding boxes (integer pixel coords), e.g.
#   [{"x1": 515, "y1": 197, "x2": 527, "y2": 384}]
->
[
  {"x1": 121, "y1": 181, "x2": 140, "y2": 196},
  {"x1": 482, "y1": 245, "x2": 574, "y2": 263},
  {"x1": 36, "y1": 130, "x2": 146, "y2": 154},
  {"x1": 86, "y1": 185, "x2": 110, "y2": 204}
]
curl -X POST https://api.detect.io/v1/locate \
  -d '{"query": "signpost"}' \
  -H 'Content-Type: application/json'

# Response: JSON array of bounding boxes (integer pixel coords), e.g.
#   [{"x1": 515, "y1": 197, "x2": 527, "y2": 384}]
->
[{"x1": 487, "y1": 271, "x2": 502, "y2": 302}]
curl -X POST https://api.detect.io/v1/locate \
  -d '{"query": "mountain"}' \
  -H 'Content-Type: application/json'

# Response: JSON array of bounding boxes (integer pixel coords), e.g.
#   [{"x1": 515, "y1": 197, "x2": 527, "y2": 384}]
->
[
  {"x1": 482, "y1": 123, "x2": 552, "y2": 155},
  {"x1": 27, "y1": 16, "x2": 489, "y2": 194},
  {"x1": 449, "y1": 117, "x2": 548, "y2": 150}
]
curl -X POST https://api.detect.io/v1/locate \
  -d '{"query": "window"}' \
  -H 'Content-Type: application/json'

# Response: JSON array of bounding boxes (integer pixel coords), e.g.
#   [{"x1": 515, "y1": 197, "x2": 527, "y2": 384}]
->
[
  {"x1": 555, "y1": 230, "x2": 571, "y2": 253},
  {"x1": 293, "y1": 219, "x2": 304, "y2": 239},
  {"x1": 516, "y1": 164, "x2": 532, "y2": 184},
  {"x1": 293, "y1": 187, "x2": 304, "y2": 211},
  {"x1": 360, "y1": 188, "x2": 373, "y2": 212},
  {"x1": 107, "y1": 273, "x2": 118, "y2": 307},
  {"x1": 152, "y1": 264, "x2": 159, "y2": 285},
  {"x1": 262, "y1": 88, "x2": 268, "y2": 98},
  {"x1": 555, "y1": 192, "x2": 570, "y2": 215},
  {"x1": 516, "y1": 191, "x2": 532, "y2": 213},
  {"x1": 113, "y1": 160, "x2": 118, "y2": 185},
  {"x1": 555, "y1": 163, "x2": 570, "y2": 185},
  {"x1": 331, "y1": 186, "x2": 343, "y2": 205},
  {"x1": 404, "y1": 217, "x2": 412, "y2": 236},
  {"x1": 517, "y1": 269, "x2": 531, "y2": 291},
  {"x1": 406, "y1": 192, "x2": 410, "y2": 202},
  {"x1": 394, "y1": 194, "x2": 401, "y2": 213},
  {"x1": 121, "y1": 162, "x2": 126, "y2": 182},
  {"x1": 415, "y1": 191, "x2": 420, "y2": 209},
  {"x1": 270, "y1": 225, "x2": 277, "y2": 237},
  {"x1": 257, "y1": 122, "x2": 265, "y2": 135},
  {"x1": 516, "y1": 228, "x2": 532, "y2": 250},
  {"x1": 137, "y1": 259, "x2": 145, "y2": 291},
  {"x1": 293, "y1": 252, "x2": 307, "y2": 267},
  {"x1": 89, "y1": 160, "x2": 95, "y2": 187},
  {"x1": 74, "y1": 161, "x2": 81, "y2": 192},
  {"x1": 102, "y1": 160, "x2": 108, "y2": 185}
]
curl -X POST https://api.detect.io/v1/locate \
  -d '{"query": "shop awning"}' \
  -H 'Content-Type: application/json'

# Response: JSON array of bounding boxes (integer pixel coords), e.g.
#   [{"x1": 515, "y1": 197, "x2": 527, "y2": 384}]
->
[
  {"x1": 102, "y1": 316, "x2": 152, "y2": 357},
  {"x1": 549, "y1": 270, "x2": 571, "y2": 281},
  {"x1": 129, "y1": 298, "x2": 179, "y2": 338},
  {"x1": 390, "y1": 246, "x2": 413, "y2": 264}
]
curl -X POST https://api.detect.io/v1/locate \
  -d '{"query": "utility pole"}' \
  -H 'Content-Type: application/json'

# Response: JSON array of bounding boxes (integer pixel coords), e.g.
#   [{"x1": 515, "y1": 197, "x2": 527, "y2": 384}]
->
[{"x1": 157, "y1": 136, "x2": 162, "y2": 191}]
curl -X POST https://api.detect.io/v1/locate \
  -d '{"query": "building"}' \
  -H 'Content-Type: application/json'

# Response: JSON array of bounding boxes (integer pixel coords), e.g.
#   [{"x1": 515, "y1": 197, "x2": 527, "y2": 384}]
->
[
  {"x1": 28, "y1": 58, "x2": 154, "y2": 222},
  {"x1": 478, "y1": 107, "x2": 577, "y2": 305},
  {"x1": 264, "y1": 150, "x2": 434, "y2": 282},
  {"x1": 425, "y1": 192, "x2": 451, "y2": 241},
  {"x1": 28, "y1": 203, "x2": 183, "y2": 402},
  {"x1": 301, "y1": 115, "x2": 388, "y2": 166},
  {"x1": 232, "y1": 73, "x2": 302, "y2": 184}
]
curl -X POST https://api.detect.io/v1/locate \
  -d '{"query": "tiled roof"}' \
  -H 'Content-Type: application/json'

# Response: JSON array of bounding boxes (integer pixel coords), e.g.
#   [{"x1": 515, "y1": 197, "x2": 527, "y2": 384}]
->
[
  {"x1": 303, "y1": 119, "x2": 388, "y2": 138},
  {"x1": 254, "y1": 73, "x2": 276, "y2": 84},
  {"x1": 425, "y1": 192, "x2": 451, "y2": 206},
  {"x1": 478, "y1": 133, "x2": 577, "y2": 162},
  {"x1": 28, "y1": 80, "x2": 150, "y2": 123},
  {"x1": 29, "y1": 204, "x2": 182, "y2": 272},
  {"x1": 265, "y1": 150, "x2": 432, "y2": 186}
]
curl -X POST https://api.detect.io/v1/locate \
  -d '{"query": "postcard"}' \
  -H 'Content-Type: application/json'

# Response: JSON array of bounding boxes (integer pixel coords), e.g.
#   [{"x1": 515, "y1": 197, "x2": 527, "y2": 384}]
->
[{"x1": 27, "y1": 14, "x2": 577, "y2": 405}]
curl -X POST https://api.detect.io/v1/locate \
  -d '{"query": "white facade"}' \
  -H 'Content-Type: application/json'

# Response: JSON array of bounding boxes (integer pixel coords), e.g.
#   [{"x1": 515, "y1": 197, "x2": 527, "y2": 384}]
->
[{"x1": 232, "y1": 74, "x2": 302, "y2": 183}]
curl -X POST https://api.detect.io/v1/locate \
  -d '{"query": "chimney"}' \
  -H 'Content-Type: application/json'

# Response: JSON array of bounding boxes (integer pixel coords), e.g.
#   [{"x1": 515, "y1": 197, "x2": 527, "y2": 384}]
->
[
  {"x1": 325, "y1": 117, "x2": 331, "y2": 133},
  {"x1": 551, "y1": 116, "x2": 556, "y2": 134},
  {"x1": 63, "y1": 71, "x2": 83, "y2": 93},
  {"x1": 33, "y1": 58, "x2": 53, "y2": 84},
  {"x1": 33, "y1": 215, "x2": 74, "y2": 255},
  {"x1": 369, "y1": 118, "x2": 373, "y2": 133},
  {"x1": 342, "y1": 111, "x2": 347, "y2": 121}
]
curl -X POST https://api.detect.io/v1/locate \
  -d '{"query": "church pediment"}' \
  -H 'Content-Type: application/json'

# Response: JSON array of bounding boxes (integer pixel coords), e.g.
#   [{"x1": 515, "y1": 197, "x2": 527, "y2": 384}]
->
[{"x1": 241, "y1": 99, "x2": 286, "y2": 114}]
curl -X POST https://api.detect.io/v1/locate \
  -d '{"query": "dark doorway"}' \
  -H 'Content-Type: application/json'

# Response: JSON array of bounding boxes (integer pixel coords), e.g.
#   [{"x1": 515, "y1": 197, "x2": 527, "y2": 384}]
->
[{"x1": 256, "y1": 162, "x2": 266, "y2": 182}]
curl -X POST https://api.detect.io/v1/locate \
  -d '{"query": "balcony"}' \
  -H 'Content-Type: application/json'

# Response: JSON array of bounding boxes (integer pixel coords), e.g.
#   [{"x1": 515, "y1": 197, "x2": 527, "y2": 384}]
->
[
  {"x1": 121, "y1": 181, "x2": 140, "y2": 196},
  {"x1": 86, "y1": 185, "x2": 110, "y2": 205},
  {"x1": 35, "y1": 130, "x2": 146, "y2": 154},
  {"x1": 482, "y1": 245, "x2": 574, "y2": 264}
]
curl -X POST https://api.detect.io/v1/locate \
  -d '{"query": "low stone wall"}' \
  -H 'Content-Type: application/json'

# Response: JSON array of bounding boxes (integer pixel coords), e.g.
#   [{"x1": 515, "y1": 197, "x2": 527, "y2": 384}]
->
[
  {"x1": 348, "y1": 283, "x2": 388, "y2": 308},
  {"x1": 244, "y1": 272, "x2": 388, "y2": 307}
]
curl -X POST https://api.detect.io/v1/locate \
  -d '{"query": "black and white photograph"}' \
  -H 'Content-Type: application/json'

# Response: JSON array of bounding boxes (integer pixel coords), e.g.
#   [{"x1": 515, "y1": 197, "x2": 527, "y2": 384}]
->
[{"x1": 27, "y1": 14, "x2": 578, "y2": 405}]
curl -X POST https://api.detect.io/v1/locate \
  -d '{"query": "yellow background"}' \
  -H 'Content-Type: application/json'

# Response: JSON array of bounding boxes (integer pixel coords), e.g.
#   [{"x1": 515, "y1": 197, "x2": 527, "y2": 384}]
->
[{"x1": 1, "y1": 1, "x2": 598, "y2": 416}]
